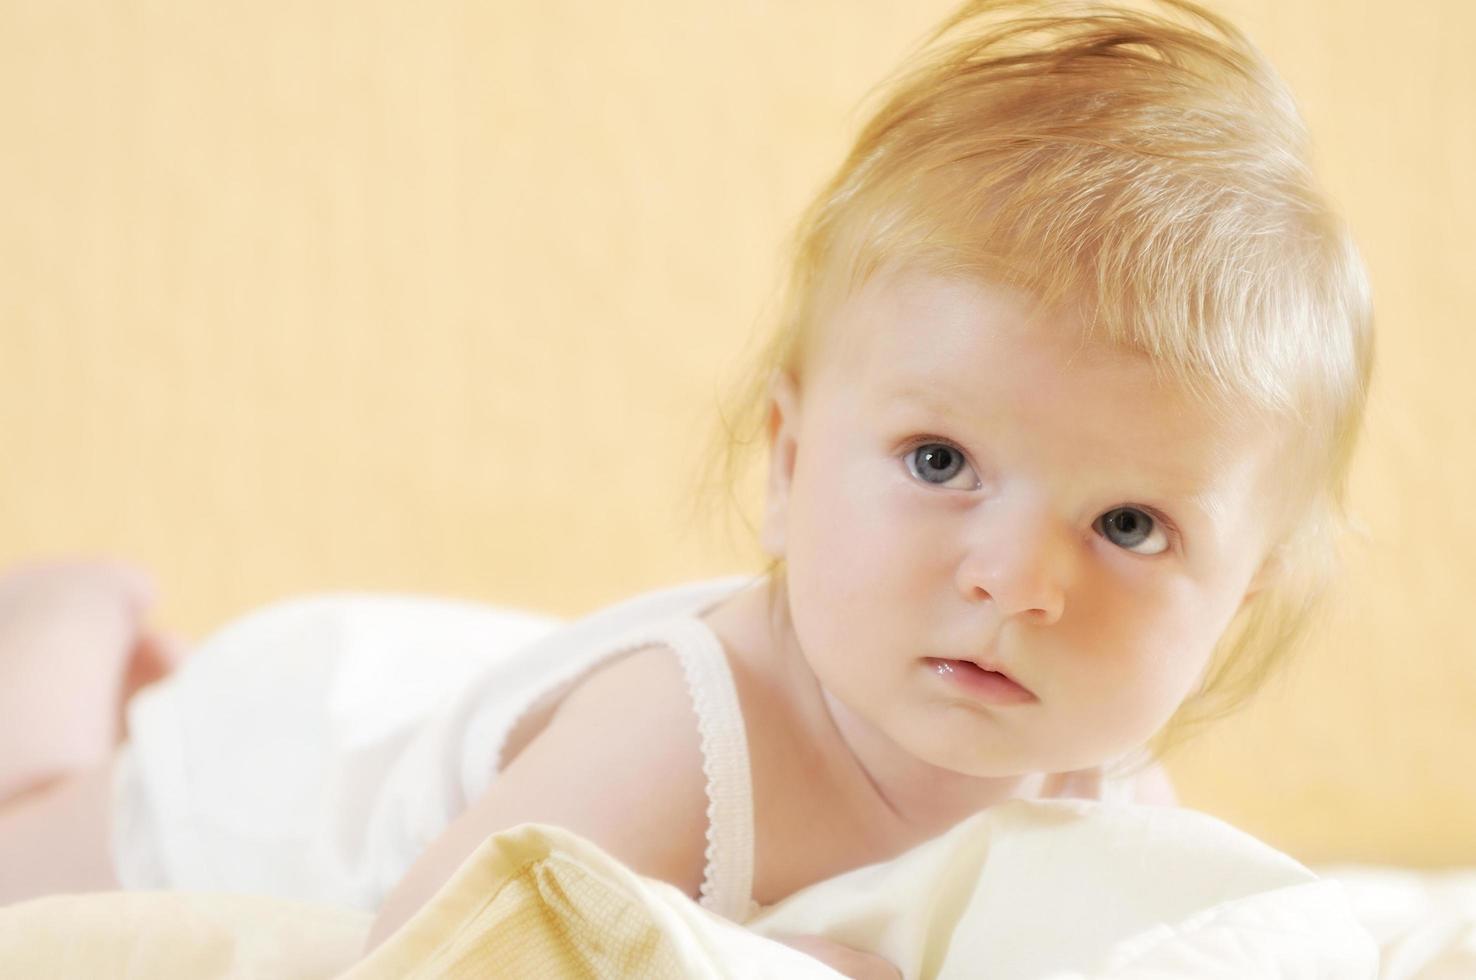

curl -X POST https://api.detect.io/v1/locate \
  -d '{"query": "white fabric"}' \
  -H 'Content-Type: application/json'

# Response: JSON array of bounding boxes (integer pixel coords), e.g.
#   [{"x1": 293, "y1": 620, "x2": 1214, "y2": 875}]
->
[
  {"x1": 1310, "y1": 864, "x2": 1476, "y2": 980},
  {"x1": 657, "y1": 616, "x2": 757, "y2": 921},
  {"x1": 743, "y1": 799, "x2": 1378, "y2": 978},
  {"x1": 113, "y1": 577, "x2": 756, "y2": 913}
]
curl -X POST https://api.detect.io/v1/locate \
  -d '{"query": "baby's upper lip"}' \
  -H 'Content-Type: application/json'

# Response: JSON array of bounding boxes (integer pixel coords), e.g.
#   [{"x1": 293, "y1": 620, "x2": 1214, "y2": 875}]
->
[{"x1": 960, "y1": 656, "x2": 1032, "y2": 694}]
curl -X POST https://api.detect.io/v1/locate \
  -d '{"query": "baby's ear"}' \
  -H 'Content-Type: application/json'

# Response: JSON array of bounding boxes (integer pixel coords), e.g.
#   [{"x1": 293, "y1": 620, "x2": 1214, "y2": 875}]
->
[{"x1": 759, "y1": 370, "x2": 802, "y2": 559}]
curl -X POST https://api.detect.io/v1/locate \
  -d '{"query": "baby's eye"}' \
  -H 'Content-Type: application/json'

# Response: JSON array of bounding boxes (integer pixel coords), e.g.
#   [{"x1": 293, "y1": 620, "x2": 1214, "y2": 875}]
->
[
  {"x1": 1096, "y1": 507, "x2": 1170, "y2": 556},
  {"x1": 904, "y1": 442, "x2": 979, "y2": 490}
]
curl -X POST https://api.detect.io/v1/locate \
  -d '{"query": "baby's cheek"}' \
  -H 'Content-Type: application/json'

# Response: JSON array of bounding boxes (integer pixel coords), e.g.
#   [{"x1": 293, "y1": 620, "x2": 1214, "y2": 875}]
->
[
  {"x1": 1066, "y1": 585, "x2": 1200, "y2": 692},
  {"x1": 783, "y1": 492, "x2": 855, "y2": 635},
  {"x1": 793, "y1": 473, "x2": 895, "y2": 592},
  {"x1": 788, "y1": 499, "x2": 917, "y2": 685}
]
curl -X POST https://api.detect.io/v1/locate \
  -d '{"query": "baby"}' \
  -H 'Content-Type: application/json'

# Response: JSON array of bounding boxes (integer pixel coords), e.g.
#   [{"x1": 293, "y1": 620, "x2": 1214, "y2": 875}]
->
[{"x1": 0, "y1": 1, "x2": 1371, "y2": 976}]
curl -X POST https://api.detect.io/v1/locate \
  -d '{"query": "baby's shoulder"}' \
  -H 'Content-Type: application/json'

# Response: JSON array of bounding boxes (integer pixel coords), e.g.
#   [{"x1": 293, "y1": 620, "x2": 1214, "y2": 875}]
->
[
  {"x1": 555, "y1": 642, "x2": 708, "y2": 779},
  {"x1": 504, "y1": 642, "x2": 712, "y2": 892}
]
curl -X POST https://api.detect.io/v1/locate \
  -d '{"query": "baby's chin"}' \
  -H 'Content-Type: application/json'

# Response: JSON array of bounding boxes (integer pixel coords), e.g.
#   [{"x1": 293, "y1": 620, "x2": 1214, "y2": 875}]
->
[
  {"x1": 886, "y1": 714, "x2": 1043, "y2": 779},
  {"x1": 888, "y1": 707, "x2": 1115, "y2": 783}
]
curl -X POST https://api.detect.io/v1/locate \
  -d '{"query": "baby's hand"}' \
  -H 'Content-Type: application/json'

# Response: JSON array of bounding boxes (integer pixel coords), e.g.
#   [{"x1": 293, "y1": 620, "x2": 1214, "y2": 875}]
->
[
  {"x1": 771, "y1": 933, "x2": 903, "y2": 979},
  {"x1": 0, "y1": 559, "x2": 182, "y2": 800}
]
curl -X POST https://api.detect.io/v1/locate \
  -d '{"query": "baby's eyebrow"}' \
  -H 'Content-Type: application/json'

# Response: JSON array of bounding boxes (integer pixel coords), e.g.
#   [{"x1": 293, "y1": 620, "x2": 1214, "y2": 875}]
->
[
  {"x1": 880, "y1": 385, "x2": 982, "y2": 426},
  {"x1": 1124, "y1": 456, "x2": 1233, "y2": 516},
  {"x1": 1178, "y1": 489, "x2": 1228, "y2": 527}
]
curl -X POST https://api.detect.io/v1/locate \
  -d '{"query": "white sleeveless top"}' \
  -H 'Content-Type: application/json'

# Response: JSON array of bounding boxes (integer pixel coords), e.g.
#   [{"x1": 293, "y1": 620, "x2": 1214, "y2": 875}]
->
[
  {"x1": 113, "y1": 576, "x2": 763, "y2": 918},
  {"x1": 113, "y1": 575, "x2": 1136, "y2": 919}
]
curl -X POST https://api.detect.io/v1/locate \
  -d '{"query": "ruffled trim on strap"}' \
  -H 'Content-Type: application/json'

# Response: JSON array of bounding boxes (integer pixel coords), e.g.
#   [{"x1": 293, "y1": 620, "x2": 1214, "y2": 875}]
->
[{"x1": 655, "y1": 618, "x2": 756, "y2": 922}]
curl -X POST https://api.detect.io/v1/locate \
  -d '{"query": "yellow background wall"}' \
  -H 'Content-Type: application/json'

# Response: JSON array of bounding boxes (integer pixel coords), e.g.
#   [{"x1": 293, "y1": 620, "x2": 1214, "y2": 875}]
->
[{"x1": 2, "y1": 1, "x2": 1471, "y2": 867}]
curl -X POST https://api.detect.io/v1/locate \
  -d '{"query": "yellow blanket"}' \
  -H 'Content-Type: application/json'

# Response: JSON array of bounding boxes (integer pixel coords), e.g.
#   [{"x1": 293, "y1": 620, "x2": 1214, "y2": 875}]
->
[{"x1": 0, "y1": 800, "x2": 1385, "y2": 979}]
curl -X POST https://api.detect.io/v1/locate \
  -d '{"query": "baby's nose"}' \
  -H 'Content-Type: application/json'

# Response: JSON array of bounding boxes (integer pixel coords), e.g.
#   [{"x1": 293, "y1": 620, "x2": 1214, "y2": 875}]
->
[{"x1": 954, "y1": 509, "x2": 1071, "y2": 624}]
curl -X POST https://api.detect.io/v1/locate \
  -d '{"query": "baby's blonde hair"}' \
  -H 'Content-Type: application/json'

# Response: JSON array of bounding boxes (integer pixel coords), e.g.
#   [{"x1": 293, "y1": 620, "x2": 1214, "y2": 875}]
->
[{"x1": 703, "y1": 0, "x2": 1374, "y2": 770}]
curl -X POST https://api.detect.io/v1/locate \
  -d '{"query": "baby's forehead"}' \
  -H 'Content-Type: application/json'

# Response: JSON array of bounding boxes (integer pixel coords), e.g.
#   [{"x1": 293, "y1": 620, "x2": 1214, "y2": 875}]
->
[
  {"x1": 822, "y1": 268, "x2": 1254, "y2": 414},
  {"x1": 813, "y1": 266, "x2": 1286, "y2": 470},
  {"x1": 813, "y1": 267, "x2": 1148, "y2": 392}
]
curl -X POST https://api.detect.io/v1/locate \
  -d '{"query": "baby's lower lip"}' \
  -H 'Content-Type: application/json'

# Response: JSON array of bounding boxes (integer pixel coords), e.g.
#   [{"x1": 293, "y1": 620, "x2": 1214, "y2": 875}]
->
[{"x1": 924, "y1": 658, "x2": 1037, "y2": 705}]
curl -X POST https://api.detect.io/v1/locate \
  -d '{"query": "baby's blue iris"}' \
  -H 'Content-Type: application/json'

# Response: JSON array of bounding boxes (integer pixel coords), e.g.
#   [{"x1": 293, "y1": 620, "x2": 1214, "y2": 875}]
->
[
  {"x1": 908, "y1": 443, "x2": 963, "y2": 484},
  {"x1": 1101, "y1": 507, "x2": 1153, "y2": 548}
]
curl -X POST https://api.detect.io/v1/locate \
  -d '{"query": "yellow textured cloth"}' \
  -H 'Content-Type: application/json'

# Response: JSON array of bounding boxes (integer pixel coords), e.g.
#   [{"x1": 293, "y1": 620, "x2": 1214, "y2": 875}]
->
[
  {"x1": 0, "y1": 889, "x2": 367, "y2": 980},
  {"x1": 347, "y1": 855, "x2": 686, "y2": 979},
  {"x1": 0, "y1": 803, "x2": 1389, "y2": 979},
  {"x1": 343, "y1": 822, "x2": 834, "y2": 979}
]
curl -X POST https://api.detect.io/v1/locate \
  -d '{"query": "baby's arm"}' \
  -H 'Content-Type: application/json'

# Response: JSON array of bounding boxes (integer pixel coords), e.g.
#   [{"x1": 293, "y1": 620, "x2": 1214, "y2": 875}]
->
[
  {"x1": 0, "y1": 560, "x2": 162, "y2": 800},
  {"x1": 364, "y1": 646, "x2": 899, "y2": 979},
  {"x1": 365, "y1": 645, "x2": 711, "y2": 949},
  {"x1": 0, "y1": 760, "x2": 119, "y2": 904}
]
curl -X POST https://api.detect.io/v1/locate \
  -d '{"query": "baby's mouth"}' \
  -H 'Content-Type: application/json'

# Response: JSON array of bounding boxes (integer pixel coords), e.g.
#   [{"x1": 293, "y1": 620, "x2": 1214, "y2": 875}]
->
[{"x1": 925, "y1": 657, "x2": 1037, "y2": 703}]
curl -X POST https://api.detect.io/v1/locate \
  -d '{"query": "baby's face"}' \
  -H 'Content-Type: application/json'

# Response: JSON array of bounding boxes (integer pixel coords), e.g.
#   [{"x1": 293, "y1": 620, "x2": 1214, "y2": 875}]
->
[{"x1": 766, "y1": 266, "x2": 1283, "y2": 777}]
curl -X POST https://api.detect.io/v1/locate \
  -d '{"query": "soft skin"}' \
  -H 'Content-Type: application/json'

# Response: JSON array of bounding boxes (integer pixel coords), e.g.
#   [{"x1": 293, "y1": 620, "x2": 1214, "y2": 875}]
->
[{"x1": 759, "y1": 266, "x2": 1281, "y2": 814}]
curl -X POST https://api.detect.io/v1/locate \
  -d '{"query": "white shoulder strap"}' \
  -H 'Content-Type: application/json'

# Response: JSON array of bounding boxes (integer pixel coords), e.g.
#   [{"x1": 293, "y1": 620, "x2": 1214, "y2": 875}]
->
[{"x1": 644, "y1": 617, "x2": 756, "y2": 922}]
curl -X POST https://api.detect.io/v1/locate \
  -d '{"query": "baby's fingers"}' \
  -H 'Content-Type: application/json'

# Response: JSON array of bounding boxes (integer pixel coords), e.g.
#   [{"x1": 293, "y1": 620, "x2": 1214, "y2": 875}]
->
[
  {"x1": 117, "y1": 628, "x2": 189, "y2": 741},
  {"x1": 770, "y1": 933, "x2": 903, "y2": 980}
]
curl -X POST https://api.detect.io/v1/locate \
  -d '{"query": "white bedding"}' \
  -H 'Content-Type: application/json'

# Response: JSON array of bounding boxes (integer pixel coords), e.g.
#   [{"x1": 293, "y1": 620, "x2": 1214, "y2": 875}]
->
[
  {"x1": 1312, "y1": 865, "x2": 1476, "y2": 980},
  {"x1": 742, "y1": 798, "x2": 1379, "y2": 978}
]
